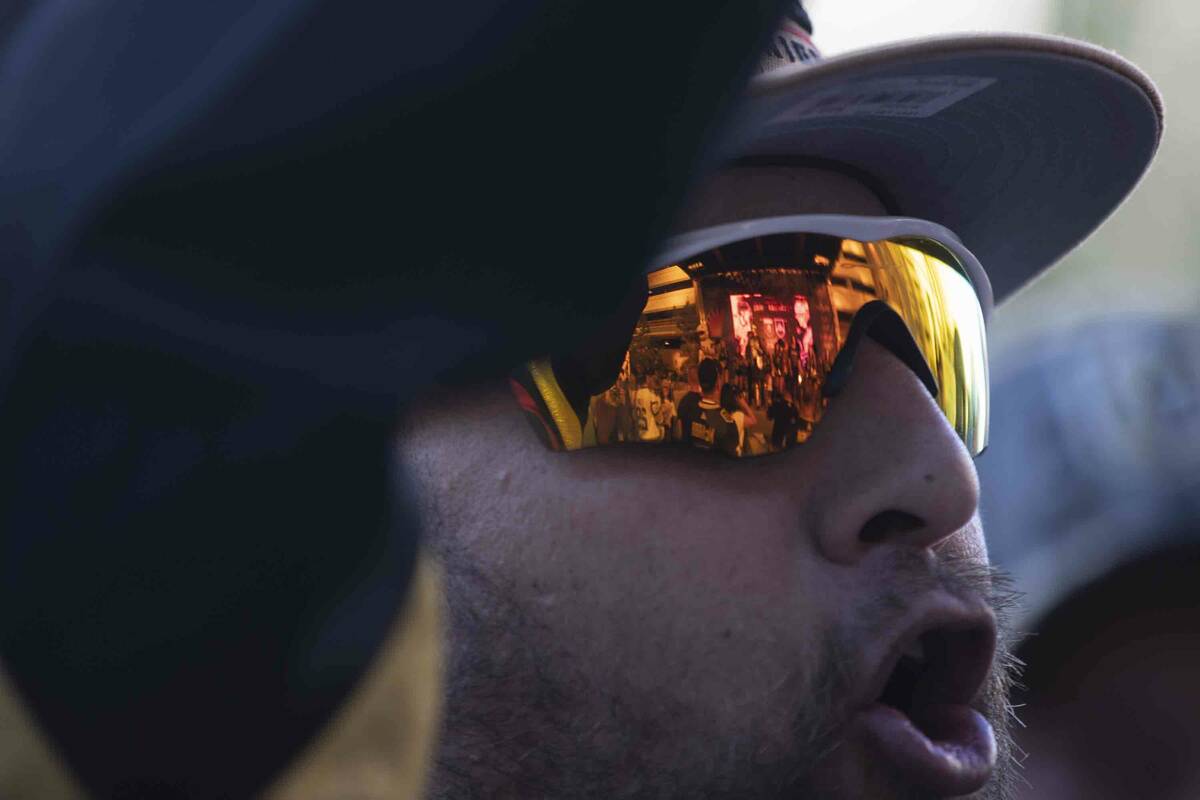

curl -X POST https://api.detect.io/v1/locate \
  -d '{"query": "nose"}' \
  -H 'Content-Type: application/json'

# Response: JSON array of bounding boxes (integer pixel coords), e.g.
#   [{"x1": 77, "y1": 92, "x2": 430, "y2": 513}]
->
[{"x1": 802, "y1": 338, "x2": 981, "y2": 565}]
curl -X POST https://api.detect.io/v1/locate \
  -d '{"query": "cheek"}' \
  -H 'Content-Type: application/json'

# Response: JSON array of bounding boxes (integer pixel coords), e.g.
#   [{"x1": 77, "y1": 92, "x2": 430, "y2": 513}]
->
[
  {"x1": 526, "y1": 464, "x2": 830, "y2": 716},
  {"x1": 560, "y1": 469, "x2": 803, "y2": 608}
]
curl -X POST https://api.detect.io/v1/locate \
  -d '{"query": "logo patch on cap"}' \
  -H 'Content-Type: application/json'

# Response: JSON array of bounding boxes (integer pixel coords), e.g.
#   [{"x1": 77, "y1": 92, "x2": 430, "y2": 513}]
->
[
  {"x1": 759, "y1": 0, "x2": 821, "y2": 73},
  {"x1": 770, "y1": 75, "x2": 997, "y2": 121},
  {"x1": 759, "y1": 22, "x2": 821, "y2": 72}
]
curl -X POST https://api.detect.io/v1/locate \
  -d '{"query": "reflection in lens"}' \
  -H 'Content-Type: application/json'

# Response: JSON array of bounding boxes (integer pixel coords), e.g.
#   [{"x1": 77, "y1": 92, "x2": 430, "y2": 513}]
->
[
  {"x1": 865, "y1": 239, "x2": 989, "y2": 456},
  {"x1": 532, "y1": 233, "x2": 987, "y2": 458}
]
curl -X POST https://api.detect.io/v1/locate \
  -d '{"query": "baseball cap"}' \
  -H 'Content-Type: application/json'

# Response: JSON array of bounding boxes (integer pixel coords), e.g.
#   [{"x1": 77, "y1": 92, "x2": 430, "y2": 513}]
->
[{"x1": 706, "y1": 2, "x2": 1164, "y2": 304}]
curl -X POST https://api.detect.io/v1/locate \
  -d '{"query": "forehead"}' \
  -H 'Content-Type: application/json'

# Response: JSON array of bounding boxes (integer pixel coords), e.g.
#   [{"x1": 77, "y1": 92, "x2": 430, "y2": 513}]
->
[{"x1": 672, "y1": 165, "x2": 889, "y2": 233}]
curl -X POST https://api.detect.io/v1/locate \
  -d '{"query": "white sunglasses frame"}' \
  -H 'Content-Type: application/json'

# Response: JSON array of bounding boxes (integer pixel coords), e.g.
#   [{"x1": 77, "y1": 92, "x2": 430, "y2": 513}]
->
[{"x1": 651, "y1": 215, "x2": 994, "y2": 321}]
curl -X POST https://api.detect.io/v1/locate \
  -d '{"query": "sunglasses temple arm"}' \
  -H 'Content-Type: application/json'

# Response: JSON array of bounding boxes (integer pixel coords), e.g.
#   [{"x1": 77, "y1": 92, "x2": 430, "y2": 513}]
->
[{"x1": 822, "y1": 301, "x2": 940, "y2": 400}]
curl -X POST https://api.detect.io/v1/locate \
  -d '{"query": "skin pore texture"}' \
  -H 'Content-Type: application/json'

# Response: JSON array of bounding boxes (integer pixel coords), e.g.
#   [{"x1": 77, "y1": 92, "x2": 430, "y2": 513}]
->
[{"x1": 398, "y1": 167, "x2": 1021, "y2": 799}]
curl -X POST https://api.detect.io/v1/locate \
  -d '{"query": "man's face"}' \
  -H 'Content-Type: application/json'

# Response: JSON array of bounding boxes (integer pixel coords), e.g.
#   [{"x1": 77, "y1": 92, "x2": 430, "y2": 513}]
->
[
  {"x1": 795, "y1": 297, "x2": 811, "y2": 328},
  {"x1": 400, "y1": 169, "x2": 1019, "y2": 799}
]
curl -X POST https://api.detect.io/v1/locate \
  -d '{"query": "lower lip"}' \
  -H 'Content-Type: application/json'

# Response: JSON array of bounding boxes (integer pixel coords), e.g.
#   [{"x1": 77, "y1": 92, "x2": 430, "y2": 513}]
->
[{"x1": 855, "y1": 702, "x2": 996, "y2": 796}]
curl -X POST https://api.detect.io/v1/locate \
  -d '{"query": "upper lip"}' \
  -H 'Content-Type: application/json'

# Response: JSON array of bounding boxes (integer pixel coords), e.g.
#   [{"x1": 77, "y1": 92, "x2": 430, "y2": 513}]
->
[{"x1": 855, "y1": 592, "x2": 997, "y2": 712}]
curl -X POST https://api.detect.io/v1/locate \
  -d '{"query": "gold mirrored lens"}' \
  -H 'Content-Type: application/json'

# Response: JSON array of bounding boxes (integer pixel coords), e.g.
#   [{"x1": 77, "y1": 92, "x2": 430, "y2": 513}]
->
[
  {"x1": 875, "y1": 238, "x2": 989, "y2": 456},
  {"x1": 514, "y1": 233, "x2": 988, "y2": 457}
]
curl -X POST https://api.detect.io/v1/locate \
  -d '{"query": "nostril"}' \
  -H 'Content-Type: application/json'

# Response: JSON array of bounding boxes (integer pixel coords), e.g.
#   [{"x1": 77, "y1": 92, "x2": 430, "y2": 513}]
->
[{"x1": 859, "y1": 509, "x2": 924, "y2": 544}]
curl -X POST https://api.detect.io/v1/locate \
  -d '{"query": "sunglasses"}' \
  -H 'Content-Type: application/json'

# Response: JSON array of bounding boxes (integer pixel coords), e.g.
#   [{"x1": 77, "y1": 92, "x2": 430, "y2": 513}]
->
[{"x1": 511, "y1": 215, "x2": 990, "y2": 459}]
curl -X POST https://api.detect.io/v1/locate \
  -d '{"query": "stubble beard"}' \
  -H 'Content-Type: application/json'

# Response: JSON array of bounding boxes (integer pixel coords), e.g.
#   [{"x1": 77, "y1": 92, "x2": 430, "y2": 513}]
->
[{"x1": 427, "y1": 547, "x2": 1023, "y2": 800}]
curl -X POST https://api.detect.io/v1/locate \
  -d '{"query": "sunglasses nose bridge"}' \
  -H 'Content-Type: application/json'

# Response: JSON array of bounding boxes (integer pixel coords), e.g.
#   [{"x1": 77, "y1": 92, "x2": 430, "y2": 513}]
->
[{"x1": 822, "y1": 301, "x2": 939, "y2": 400}]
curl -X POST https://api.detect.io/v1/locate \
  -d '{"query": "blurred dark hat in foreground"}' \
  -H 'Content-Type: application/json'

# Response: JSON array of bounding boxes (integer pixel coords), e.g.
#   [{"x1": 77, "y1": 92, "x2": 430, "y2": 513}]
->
[{"x1": 0, "y1": 1, "x2": 788, "y2": 797}]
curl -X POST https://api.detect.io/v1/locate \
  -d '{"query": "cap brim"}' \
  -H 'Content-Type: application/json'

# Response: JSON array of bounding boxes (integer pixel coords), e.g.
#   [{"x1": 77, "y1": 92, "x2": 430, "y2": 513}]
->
[{"x1": 723, "y1": 33, "x2": 1163, "y2": 304}]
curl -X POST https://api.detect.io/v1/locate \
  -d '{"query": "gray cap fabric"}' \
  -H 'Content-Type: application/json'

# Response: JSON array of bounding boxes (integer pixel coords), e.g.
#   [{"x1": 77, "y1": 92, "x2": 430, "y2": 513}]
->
[{"x1": 722, "y1": 33, "x2": 1164, "y2": 304}]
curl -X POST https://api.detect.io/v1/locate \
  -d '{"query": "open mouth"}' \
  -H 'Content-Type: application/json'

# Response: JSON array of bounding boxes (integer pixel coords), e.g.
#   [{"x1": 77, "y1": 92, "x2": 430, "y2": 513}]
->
[{"x1": 858, "y1": 620, "x2": 998, "y2": 796}]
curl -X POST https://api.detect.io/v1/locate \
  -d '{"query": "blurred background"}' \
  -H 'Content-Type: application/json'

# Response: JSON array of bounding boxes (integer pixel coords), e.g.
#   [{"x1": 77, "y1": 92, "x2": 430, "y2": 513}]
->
[{"x1": 810, "y1": 2, "x2": 1200, "y2": 797}]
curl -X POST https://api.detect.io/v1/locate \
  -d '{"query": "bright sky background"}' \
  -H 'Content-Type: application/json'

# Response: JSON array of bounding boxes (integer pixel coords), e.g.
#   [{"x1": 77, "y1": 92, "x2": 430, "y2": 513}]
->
[{"x1": 806, "y1": 0, "x2": 1054, "y2": 54}]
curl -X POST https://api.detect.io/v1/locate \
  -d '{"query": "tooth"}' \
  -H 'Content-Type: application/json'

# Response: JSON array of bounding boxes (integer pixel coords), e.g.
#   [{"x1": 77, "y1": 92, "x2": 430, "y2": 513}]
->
[{"x1": 902, "y1": 638, "x2": 925, "y2": 663}]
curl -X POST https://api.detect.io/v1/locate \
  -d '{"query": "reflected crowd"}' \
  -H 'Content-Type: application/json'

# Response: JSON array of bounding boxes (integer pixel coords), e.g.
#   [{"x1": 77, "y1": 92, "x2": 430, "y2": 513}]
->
[
  {"x1": 533, "y1": 230, "x2": 988, "y2": 459},
  {"x1": 588, "y1": 331, "x2": 825, "y2": 458}
]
